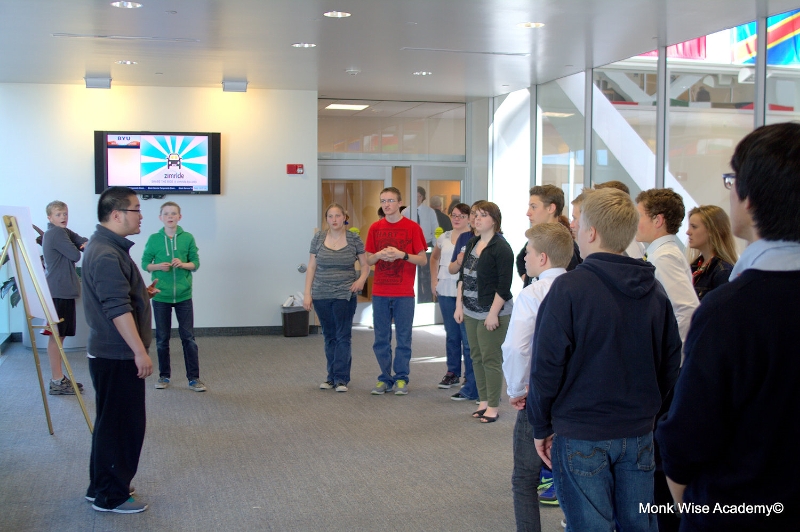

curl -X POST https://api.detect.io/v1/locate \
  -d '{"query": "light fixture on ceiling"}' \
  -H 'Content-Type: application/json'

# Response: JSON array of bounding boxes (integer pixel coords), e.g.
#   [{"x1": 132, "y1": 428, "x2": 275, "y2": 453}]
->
[
  {"x1": 324, "y1": 11, "x2": 351, "y2": 18},
  {"x1": 85, "y1": 76, "x2": 112, "y2": 89},
  {"x1": 413, "y1": 71, "x2": 432, "y2": 76},
  {"x1": 116, "y1": 60, "x2": 137, "y2": 65},
  {"x1": 325, "y1": 104, "x2": 369, "y2": 111},
  {"x1": 110, "y1": 1, "x2": 143, "y2": 8},
  {"x1": 292, "y1": 42, "x2": 316, "y2": 48},
  {"x1": 542, "y1": 111, "x2": 574, "y2": 118},
  {"x1": 345, "y1": 68, "x2": 361, "y2": 76},
  {"x1": 222, "y1": 80, "x2": 248, "y2": 92},
  {"x1": 517, "y1": 22, "x2": 545, "y2": 29}
]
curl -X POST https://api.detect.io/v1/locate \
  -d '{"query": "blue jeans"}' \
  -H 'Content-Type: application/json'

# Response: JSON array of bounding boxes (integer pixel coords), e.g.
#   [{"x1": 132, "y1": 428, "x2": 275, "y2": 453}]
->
[
  {"x1": 512, "y1": 410, "x2": 543, "y2": 532},
  {"x1": 313, "y1": 296, "x2": 357, "y2": 385},
  {"x1": 437, "y1": 295, "x2": 477, "y2": 399},
  {"x1": 372, "y1": 296, "x2": 415, "y2": 385},
  {"x1": 552, "y1": 433, "x2": 658, "y2": 532},
  {"x1": 153, "y1": 299, "x2": 200, "y2": 381}
]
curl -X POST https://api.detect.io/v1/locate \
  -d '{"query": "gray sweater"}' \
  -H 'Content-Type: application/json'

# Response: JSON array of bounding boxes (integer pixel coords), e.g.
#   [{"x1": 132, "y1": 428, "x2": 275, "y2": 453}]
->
[
  {"x1": 82, "y1": 225, "x2": 152, "y2": 360},
  {"x1": 42, "y1": 223, "x2": 88, "y2": 299}
]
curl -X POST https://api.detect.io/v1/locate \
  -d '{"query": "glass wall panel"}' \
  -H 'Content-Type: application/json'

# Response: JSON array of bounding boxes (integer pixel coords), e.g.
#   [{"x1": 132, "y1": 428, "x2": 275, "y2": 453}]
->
[
  {"x1": 592, "y1": 56, "x2": 658, "y2": 198},
  {"x1": 765, "y1": 9, "x2": 800, "y2": 124},
  {"x1": 668, "y1": 25, "x2": 756, "y2": 239},
  {"x1": 538, "y1": 73, "x2": 586, "y2": 208},
  {"x1": 318, "y1": 100, "x2": 465, "y2": 162}
]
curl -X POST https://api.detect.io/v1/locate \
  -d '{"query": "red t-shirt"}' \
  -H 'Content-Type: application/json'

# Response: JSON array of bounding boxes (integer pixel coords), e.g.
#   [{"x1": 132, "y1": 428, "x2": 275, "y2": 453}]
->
[{"x1": 365, "y1": 216, "x2": 427, "y2": 297}]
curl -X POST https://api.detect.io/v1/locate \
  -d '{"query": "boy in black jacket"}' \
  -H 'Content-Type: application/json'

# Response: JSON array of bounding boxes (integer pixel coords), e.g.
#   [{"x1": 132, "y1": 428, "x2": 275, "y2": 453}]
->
[{"x1": 529, "y1": 188, "x2": 681, "y2": 531}]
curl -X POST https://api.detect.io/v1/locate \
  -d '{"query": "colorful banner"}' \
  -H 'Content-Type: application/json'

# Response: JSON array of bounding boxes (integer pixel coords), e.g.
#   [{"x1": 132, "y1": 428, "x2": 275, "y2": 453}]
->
[
  {"x1": 640, "y1": 38, "x2": 706, "y2": 60},
  {"x1": 733, "y1": 9, "x2": 800, "y2": 65}
]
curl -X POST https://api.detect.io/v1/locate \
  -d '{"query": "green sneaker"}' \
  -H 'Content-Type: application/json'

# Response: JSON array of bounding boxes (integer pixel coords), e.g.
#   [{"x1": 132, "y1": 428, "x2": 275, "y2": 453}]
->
[
  {"x1": 371, "y1": 381, "x2": 389, "y2": 395},
  {"x1": 394, "y1": 380, "x2": 408, "y2": 395}
]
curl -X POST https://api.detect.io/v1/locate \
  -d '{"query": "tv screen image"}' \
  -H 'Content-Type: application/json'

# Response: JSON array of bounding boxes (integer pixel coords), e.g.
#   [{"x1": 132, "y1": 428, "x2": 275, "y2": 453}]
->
[{"x1": 95, "y1": 131, "x2": 221, "y2": 194}]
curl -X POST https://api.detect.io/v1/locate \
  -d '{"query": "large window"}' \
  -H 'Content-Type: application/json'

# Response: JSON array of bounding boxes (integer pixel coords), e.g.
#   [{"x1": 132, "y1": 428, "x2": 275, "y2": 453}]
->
[
  {"x1": 668, "y1": 26, "x2": 756, "y2": 225},
  {"x1": 592, "y1": 58, "x2": 658, "y2": 197},
  {"x1": 318, "y1": 100, "x2": 465, "y2": 162},
  {"x1": 539, "y1": 73, "x2": 586, "y2": 206},
  {"x1": 765, "y1": 9, "x2": 800, "y2": 125}
]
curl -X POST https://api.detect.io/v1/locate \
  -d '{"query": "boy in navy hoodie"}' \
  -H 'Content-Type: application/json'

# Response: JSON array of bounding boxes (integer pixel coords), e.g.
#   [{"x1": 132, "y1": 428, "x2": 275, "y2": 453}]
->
[{"x1": 529, "y1": 188, "x2": 681, "y2": 531}]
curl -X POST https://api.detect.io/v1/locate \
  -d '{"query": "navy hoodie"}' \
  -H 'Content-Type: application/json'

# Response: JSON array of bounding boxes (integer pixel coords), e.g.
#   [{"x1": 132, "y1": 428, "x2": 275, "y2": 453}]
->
[{"x1": 528, "y1": 252, "x2": 681, "y2": 440}]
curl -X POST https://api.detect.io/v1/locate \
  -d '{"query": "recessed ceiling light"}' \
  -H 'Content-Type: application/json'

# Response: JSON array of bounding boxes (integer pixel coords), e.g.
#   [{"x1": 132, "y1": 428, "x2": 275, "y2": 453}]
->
[
  {"x1": 326, "y1": 104, "x2": 369, "y2": 111},
  {"x1": 292, "y1": 43, "x2": 316, "y2": 48},
  {"x1": 345, "y1": 68, "x2": 361, "y2": 76},
  {"x1": 323, "y1": 11, "x2": 351, "y2": 18},
  {"x1": 111, "y1": 1, "x2": 142, "y2": 8},
  {"x1": 413, "y1": 71, "x2": 432, "y2": 76},
  {"x1": 116, "y1": 60, "x2": 137, "y2": 65},
  {"x1": 517, "y1": 22, "x2": 545, "y2": 29},
  {"x1": 542, "y1": 112, "x2": 574, "y2": 118}
]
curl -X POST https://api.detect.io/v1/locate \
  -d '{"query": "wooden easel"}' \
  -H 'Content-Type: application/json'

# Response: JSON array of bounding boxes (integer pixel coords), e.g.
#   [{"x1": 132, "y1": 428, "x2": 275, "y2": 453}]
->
[{"x1": 1, "y1": 215, "x2": 93, "y2": 434}]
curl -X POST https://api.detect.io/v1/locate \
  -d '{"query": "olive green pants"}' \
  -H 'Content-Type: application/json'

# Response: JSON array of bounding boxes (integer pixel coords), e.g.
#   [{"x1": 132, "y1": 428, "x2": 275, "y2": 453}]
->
[{"x1": 463, "y1": 314, "x2": 510, "y2": 408}]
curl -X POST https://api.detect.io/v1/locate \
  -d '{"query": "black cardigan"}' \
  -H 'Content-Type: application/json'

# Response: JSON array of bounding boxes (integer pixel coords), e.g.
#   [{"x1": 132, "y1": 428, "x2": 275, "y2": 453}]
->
[
  {"x1": 458, "y1": 234, "x2": 514, "y2": 306},
  {"x1": 691, "y1": 255, "x2": 733, "y2": 301}
]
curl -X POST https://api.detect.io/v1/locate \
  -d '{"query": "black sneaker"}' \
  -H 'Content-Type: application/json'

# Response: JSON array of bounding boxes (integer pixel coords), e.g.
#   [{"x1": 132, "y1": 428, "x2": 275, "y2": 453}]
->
[
  {"x1": 438, "y1": 373, "x2": 460, "y2": 389},
  {"x1": 450, "y1": 392, "x2": 472, "y2": 401}
]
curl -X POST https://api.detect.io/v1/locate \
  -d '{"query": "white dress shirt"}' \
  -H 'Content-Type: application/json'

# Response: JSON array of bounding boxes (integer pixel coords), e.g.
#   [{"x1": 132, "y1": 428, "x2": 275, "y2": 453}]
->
[
  {"x1": 405, "y1": 203, "x2": 439, "y2": 245},
  {"x1": 501, "y1": 267, "x2": 567, "y2": 399},
  {"x1": 646, "y1": 235, "x2": 699, "y2": 345}
]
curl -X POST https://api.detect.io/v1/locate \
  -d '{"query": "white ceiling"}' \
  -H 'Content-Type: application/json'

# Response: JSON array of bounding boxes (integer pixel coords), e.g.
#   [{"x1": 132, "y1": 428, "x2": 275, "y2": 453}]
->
[{"x1": 1, "y1": 0, "x2": 798, "y2": 102}]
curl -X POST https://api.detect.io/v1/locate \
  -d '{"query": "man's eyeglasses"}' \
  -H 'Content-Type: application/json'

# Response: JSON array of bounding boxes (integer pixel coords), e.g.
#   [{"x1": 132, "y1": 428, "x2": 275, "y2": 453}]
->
[
  {"x1": 450, "y1": 213, "x2": 467, "y2": 219},
  {"x1": 722, "y1": 173, "x2": 735, "y2": 190},
  {"x1": 379, "y1": 199, "x2": 397, "y2": 204},
  {"x1": 119, "y1": 209, "x2": 142, "y2": 213}
]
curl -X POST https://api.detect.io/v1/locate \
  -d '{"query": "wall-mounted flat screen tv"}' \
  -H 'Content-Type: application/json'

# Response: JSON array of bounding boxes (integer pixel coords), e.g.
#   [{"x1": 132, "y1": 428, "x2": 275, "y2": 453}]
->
[{"x1": 94, "y1": 131, "x2": 221, "y2": 194}]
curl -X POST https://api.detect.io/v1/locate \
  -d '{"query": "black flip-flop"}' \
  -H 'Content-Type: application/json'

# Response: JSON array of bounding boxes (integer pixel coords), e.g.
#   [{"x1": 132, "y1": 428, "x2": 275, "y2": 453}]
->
[
  {"x1": 480, "y1": 413, "x2": 500, "y2": 423},
  {"x1": 471, "y1": 409, "x2": 487, "y2": 418}
]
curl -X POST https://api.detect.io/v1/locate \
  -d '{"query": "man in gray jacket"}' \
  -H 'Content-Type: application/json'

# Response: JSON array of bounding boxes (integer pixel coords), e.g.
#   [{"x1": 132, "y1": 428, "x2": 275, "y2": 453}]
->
[{"x1": 82, "y1": 186, "x2": 154, "y2": 514}]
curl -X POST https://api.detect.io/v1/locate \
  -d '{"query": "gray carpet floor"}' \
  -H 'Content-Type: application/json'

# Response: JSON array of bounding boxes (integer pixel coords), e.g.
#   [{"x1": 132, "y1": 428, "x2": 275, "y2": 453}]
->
[{"x1": 0, "y1": 326, "x2": 565, "y2": 531}]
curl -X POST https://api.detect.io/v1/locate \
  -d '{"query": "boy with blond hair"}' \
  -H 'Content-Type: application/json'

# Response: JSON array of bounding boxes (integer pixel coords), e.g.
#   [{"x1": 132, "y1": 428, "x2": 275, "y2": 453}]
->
[
  {"x1": 42, "y1": 200, "x2": 88, "y2": 395},
  {"x1": 141, "y1": 201, "x2": 204, "y2": 392},
  {"x1": 502, "y1": 222, "x2": 573, "y2": 531},
  {"x1": 530, "y1": 188, "x2": 681, "y2": 531}
]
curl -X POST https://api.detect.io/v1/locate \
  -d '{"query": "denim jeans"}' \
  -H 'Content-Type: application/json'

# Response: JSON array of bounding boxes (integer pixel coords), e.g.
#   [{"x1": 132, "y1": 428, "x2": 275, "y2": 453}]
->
[
  {"x1": 371, "y1": 296, "x2": 415, "y2": 386},
  {"x1": 153, "y1": 299, "x2": 200, "y2": 381},
  {"x1": 512, "y1": 410, "x2": 543, "y2": 532},
  {"x1": 313, "y1": 296, "x2": 357, "y2": 385},
  {"x1": 552, "y1": 432, "x2": 658, "y2": 532},
  {"x1": 438, "y1": 295, "x2": 477, "y2": 399}
]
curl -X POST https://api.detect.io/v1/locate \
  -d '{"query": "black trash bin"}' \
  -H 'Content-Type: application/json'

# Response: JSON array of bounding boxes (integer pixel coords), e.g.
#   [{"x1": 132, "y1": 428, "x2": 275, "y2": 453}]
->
[{"x1": 281, "y1": 305, "x2": 309, "y2": 337}]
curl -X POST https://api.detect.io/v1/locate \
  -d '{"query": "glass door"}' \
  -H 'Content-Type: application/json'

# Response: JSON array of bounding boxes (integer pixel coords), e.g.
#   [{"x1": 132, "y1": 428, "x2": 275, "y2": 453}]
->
[
  {"x1": 406, "y1": 165, "x2": 467, "y2": 326},
  {"x1": 319, "y1": 163, "x2": 467, "y2": 326}
]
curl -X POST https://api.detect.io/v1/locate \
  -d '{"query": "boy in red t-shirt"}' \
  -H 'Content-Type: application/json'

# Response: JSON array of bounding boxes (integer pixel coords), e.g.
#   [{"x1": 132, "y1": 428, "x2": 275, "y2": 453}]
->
[{"x1": 365, "y1": 187, "x2": 427, "y2": 395}]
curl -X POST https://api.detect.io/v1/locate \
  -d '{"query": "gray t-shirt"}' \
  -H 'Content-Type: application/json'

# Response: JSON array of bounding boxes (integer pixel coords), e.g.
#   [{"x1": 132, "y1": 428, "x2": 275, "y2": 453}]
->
[{"x1": 309, "y1": 230, "x2": 365, "y2": 300}]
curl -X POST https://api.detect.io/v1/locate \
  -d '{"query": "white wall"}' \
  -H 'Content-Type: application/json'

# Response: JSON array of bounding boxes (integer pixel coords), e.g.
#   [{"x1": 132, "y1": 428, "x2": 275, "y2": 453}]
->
[{"x1": 0, "y1": 84, "x2": 318, "y2": 330}]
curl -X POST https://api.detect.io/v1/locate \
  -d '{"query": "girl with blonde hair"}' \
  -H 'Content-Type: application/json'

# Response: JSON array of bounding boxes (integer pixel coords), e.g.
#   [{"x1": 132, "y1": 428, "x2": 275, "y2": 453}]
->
[{"x1": 685, "y1": 205, "x2": 738, "y2": 300}]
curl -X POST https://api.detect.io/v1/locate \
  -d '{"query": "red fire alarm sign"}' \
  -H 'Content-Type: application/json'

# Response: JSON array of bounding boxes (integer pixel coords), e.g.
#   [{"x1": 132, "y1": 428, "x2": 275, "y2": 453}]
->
[{"x1": 287, "y1": 164, "x2": 304, "y2": 174}]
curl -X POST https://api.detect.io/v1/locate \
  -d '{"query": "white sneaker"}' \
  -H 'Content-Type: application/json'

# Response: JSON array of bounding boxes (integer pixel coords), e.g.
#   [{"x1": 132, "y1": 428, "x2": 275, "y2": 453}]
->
[
  {"x1": 320, "y1": 381, "x2": 334, "y2": 390},
  {"x1": 334, "y1": 383, "x2": 348, "y2": 392}
]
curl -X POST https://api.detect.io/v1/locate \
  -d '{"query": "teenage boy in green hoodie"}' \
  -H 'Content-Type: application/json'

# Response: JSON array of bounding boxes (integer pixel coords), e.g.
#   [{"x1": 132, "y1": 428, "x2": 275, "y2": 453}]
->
[{"x1": 141, "y1": 202, "x2": 204, "y2": 391}]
